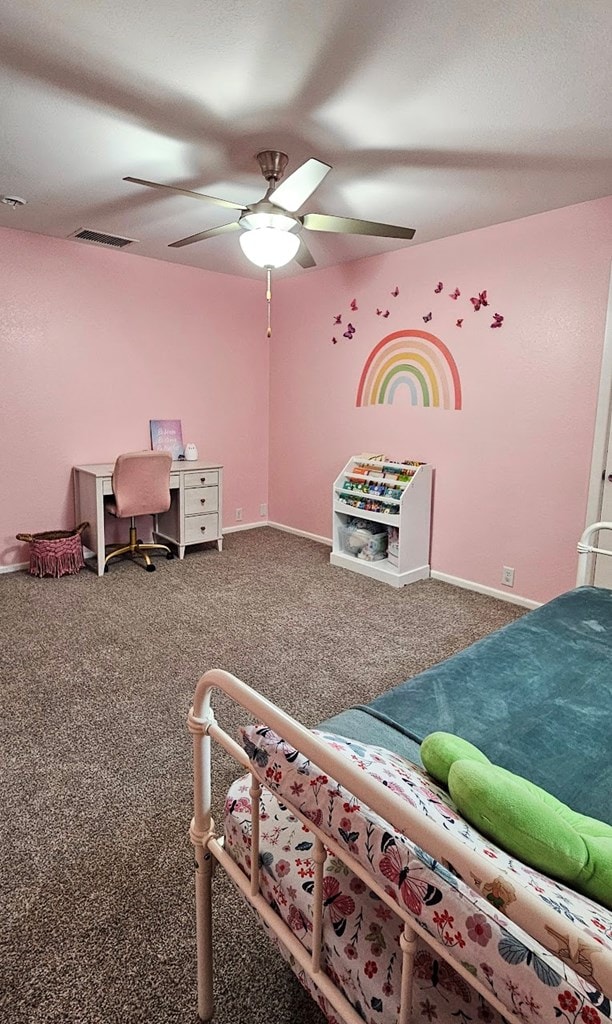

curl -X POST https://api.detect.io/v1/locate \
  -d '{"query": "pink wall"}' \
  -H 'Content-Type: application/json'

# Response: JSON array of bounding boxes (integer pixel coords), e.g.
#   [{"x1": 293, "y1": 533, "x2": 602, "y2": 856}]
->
[
  {"x1": 269, "y1": 198, "x2": 612, "y2": 604},
  {"x1": 0, "y1": 226, "x2": 269, "y2": 567},
  {"x1": 2, "y1": 200, "x2": 610, "y2": 602}
]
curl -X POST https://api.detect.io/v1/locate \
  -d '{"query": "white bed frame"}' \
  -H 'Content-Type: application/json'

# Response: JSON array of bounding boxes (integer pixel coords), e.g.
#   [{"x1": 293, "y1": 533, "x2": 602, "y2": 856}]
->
[{"x1": 188, "y1": 522, "x2": 612, "y2": 1024}]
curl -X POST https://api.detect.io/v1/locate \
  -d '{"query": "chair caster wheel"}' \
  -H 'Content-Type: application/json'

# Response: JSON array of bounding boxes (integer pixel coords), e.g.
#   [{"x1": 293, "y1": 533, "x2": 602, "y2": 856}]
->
[
  {"x1": 166, "y1": 552, "x2": 174, "y2": 560},
  {"x1": 146, "y1": 564, "x2": 156, "y2": 572}
]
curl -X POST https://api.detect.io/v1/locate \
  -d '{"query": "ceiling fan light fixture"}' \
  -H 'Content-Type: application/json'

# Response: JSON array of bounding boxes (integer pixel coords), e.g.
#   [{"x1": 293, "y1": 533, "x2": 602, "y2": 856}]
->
[
  {"x1": 240, "y1": 210, "x2": 297, "y2": 232},
  {"x1": 239, "y1": 227, "x2": 300, "y2": 268}
]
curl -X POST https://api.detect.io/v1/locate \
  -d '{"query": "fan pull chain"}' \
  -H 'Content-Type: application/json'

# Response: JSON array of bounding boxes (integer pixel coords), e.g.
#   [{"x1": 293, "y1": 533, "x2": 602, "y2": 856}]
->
[{"x1": 266, "y1": 267, "x2": 272, "y2": 337}]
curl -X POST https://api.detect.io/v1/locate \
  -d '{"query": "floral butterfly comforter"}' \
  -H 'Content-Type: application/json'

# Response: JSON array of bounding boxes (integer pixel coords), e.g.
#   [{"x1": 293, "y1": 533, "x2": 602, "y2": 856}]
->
[{"x1": 225, "y1": 724, "x2": 612, "y2": 1024}]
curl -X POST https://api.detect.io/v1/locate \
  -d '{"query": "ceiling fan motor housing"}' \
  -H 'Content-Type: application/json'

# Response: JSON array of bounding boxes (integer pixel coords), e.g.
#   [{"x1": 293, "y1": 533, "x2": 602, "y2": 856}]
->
[{"x1": 256, "y1": 151, "x2": 289, "y2": 183}]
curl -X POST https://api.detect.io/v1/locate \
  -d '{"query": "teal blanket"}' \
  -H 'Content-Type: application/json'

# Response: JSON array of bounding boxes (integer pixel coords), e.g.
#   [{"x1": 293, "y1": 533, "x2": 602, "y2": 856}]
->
[{"x1": 321, "y1": 587, "x2": 612, "y2": 823}]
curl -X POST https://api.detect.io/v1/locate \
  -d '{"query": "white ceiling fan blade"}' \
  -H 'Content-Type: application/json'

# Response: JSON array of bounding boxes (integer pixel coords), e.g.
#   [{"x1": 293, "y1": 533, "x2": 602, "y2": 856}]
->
[
  {"x1": 168, "y1": 221, "x2": 242, "y2": 248},
  {"x1": 269, "y1": 159, "x2": 331, "y2": 213},
  {"x1": 124, "y1": 177, "x2": 246, "y2": 212},
  {"x1": 302, "y1": 213, "x2": 415, "y2": 239},
  {"x1": 294, "y1": 238, "x2": 316, "y2": 268}
]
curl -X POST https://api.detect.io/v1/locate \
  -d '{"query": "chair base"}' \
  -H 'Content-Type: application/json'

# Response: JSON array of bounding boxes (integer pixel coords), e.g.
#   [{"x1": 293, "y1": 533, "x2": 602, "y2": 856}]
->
[{"x1": 104, "y1": 523, "x2": 174, "y2": 572}]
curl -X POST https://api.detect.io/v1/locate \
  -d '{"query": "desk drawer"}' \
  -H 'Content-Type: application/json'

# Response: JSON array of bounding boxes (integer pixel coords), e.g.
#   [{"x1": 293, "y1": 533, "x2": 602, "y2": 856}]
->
[
  {"x1": 185, "y1": 486, "x2": 218, "y2": 516},
  {"x1": 185, "y1": 469, "x2": 219, "y2": 488},
  {"x1": 184, "y1": 513, "x2": 219, "y2": 545}
]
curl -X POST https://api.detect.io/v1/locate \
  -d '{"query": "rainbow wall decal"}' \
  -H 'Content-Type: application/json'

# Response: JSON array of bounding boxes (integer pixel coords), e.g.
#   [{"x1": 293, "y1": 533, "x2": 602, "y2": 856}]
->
[{"x1": 356, "y1": 330, "x2": 462, "y2": 410}]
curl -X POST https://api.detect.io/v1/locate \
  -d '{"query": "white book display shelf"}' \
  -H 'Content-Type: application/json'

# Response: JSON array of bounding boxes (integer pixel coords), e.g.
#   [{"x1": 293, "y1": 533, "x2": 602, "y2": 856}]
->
[{"x1": 330, "y1": 455, "x2": 433, "y2": 588}]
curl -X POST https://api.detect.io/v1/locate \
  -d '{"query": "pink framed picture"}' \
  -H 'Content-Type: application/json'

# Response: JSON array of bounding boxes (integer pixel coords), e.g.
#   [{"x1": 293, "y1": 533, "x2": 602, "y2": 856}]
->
[{"x1": 149, "y1": 419, "x2": 184, "y2": 461}]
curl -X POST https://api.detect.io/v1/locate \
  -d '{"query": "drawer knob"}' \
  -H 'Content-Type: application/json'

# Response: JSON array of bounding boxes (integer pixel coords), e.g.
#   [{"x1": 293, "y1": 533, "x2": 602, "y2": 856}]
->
[
  {"x1": 200, "y1": 498, "x2": 206, "y2": 505},
  {"x1": 200, "y1": 526, "x2": 206, "y2": 533},
  {"x1": 200, "y1": 477, "x2": 206, "y2": 483}
]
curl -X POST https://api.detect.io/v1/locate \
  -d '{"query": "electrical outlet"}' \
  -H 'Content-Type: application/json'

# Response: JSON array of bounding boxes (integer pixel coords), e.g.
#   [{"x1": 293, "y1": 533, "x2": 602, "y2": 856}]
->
[
  {"x1": 259, "y1": 503, "x2": 268, "y2": 517},
  {"x1": 235, "y1": 507, "x2": 243, "y2": 521},
  {"x1": 502, "y1": 566, "x2": 515, "y2": 587}
]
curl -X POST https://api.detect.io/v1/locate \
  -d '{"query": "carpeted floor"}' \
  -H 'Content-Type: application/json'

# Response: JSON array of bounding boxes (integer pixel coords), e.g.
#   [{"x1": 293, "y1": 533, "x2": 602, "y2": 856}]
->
[{"x1": 0, "y1": 528, "x2": 525, "y2": 1023}]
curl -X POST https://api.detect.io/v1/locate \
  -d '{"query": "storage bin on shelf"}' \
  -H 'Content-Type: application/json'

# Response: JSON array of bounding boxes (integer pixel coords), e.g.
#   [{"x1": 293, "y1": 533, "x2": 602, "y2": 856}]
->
[
  {"x1": 339, "y1": 518, "x2": 388, "y2": 561},
  {"x1": 330, "y1": 456, "x2": 432, "y2": 588}
]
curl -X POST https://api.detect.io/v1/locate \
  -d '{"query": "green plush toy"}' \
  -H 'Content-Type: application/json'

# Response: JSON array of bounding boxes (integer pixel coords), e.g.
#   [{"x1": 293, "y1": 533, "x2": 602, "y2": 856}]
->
[{"x1": 420, "y1": 731, "x2": 612, "y2": 910}]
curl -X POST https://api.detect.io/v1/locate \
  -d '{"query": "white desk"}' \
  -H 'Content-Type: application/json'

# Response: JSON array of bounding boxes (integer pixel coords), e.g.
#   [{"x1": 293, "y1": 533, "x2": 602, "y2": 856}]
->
[{"x1": 74, "y1": 460, "x2": 223, "y2": 576}]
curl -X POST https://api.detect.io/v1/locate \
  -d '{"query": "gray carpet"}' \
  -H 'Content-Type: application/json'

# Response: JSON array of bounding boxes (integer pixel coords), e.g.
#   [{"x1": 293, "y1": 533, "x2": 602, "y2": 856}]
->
[{"x1": 0, "y1": 527, "x2": 524, "y2": 1024}]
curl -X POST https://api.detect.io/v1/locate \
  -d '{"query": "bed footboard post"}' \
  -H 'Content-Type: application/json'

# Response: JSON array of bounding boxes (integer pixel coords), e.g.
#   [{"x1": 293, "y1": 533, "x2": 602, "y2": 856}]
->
[
  {"x1": 398, "y1": 922, "x2": 418, "y2": 1024},
  {"x1": 192, "y1": 838, "x2": 215, "y2": 1021},
  {"x1": 188, "y1": 686, "x2": 217, "y2": 1022}
]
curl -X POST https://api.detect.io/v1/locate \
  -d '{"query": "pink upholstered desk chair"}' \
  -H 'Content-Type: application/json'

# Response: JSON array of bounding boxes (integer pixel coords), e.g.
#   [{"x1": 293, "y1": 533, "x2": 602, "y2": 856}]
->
[{"x1": 104, "y1": 451, "x2": 175, "y2": 573}]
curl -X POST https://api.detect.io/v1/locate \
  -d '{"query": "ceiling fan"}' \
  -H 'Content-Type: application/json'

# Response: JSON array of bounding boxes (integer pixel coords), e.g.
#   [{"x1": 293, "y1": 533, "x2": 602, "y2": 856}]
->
[{"x1": 124, "y1": 151, "x2": 416, "y2": 271}]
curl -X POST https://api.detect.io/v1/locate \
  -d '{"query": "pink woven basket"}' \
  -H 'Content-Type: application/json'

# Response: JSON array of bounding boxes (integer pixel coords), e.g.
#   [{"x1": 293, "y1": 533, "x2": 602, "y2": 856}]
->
[{"x1": 16, "y1": 522, "x2": 89, "y2": 578}]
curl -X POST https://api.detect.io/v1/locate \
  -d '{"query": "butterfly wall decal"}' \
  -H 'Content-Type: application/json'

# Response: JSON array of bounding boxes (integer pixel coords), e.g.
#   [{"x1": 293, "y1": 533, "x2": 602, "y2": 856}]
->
[
  {"x1": 456, "y1": 319, "x2": 463, "y2": 328},
  {"x1": 350, "y1": 298, "x2": 358, "y2": 311},
  {"x1": 331, "y1": 337, "x2": 338, "y2": 345},
  {"x1": 391, "y1": 286, "x2": 399, "y2": 297},
  {"x1": 423, "y1": 312, "x2": 432, "y2": 323},
  {"x1": 490, "y1": 313, "x2": 504, "y2": 328},
  {"x1": 343, "y1": 323, "x2": 356, "y2": 339},
  {"x1": 379, "y1": 841, "x2": 442, "y2": 915},
  {"x1": 376, "y1": 308, "x2": 390, "y2": 318},
  {"x1": 449, "y1": 288, "x2": 460, "y2": 300},
  {"x1": 470, "y1": 290, "x2": 488, "y2": 311},
  {"x1": 333, "y1": 314, "x2": 342, "y2": 324},
  {"x1": 434, "y1": 282, "x2": 443, "y2": 293}
]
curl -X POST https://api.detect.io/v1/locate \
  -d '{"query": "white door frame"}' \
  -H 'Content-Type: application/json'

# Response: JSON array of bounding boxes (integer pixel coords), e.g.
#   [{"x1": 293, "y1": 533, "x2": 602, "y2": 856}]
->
[{"x1": 584, "y1": 263, "x2": 612, "y2": 582}]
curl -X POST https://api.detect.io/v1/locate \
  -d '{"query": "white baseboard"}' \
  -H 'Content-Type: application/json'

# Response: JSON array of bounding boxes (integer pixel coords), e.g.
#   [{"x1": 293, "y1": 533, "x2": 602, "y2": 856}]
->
[
  {"x1": 223, "y1": 520, "x2": 269, "y2": 535},
  {"x1": 430, "y1": 570, "x2": 540, "y2": 609},
  {"x1": 264, "y1": 524, "x2": 539, "y2": 606},
  {"x1": 267, "y1": 521, "x2": 332, "y2": 546},
  {"x1": 0, "y1": 560, "x2": 28, "y2": 574}
]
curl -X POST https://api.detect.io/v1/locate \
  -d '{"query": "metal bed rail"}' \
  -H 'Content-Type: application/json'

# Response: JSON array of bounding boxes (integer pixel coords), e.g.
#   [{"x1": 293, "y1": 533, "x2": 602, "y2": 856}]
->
[
  {"x1": 188, "y1": 668, "x2": 530, "y2": 1024},
  {"x1": 576, "y1": 521, "x2": 612, "y2": 586}
]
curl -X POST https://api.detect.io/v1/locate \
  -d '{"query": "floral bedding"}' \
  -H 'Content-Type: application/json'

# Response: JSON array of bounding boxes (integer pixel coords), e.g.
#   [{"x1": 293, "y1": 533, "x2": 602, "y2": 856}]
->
[
  {"x1": 225, "y1": 774, "x2": 509, "y2": 1024},
  {"x1": 231, "y1": 725, "x2": 612, "y2": 1023}
]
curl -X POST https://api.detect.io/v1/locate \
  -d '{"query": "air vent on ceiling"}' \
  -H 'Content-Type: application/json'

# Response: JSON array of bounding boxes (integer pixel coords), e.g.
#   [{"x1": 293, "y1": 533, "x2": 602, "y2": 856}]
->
[{"x1": 68, "y1": 228, "x2": 137, "y2": 249}]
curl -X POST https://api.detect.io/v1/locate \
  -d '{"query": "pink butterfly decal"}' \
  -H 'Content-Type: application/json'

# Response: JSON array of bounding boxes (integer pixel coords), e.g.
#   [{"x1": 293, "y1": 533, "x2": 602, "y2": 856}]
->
[
  {"x1": 379, "y1": 845, "x2": 441, "y2": 916},
  {"x1": 434, "y1": 282, "x2": 443, "y2": 293},
  {"x1": 423, "y1": 312, "x2": 432, "y2": 323},
  {"x1": 456, "y1": 319, "x2": 463, "y2": 328},
  {"x1": 414, "y1": 950, "x2": 473, "y2": 1002},
  {"x1": 470, "y1": 290, "x2": 488, "y2": 311},
  {"x1": 376, "y1": 308, "x2": 390, "y2": 318},
  {"x1": 331, "y1": 337, "x2": 338, "y2": 345},
  {"x1": 391, "y1": 286, "x2": 399, "y2": 297},
  {"x1": 343, "y1": 323, "x2": 356, "y2": 339},
  {"x1": 350, "y1": 298, "x2": 358, "y2": 311},
  {"x1": 333, "y1": 314, "x2": 342, "y2": 324},
  {"x1": 490, "y1": 313, "x2": 504, "y2": 328},
  {"x1": 449, "y1": 288, "x2": 460, "y2": 300}
]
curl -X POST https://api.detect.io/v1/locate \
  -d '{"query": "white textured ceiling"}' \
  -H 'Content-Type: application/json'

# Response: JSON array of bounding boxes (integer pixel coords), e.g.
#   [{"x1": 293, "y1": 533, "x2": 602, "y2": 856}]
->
[{"x1": 1, "y1": 0, "x2": 611, "y2": 279}]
